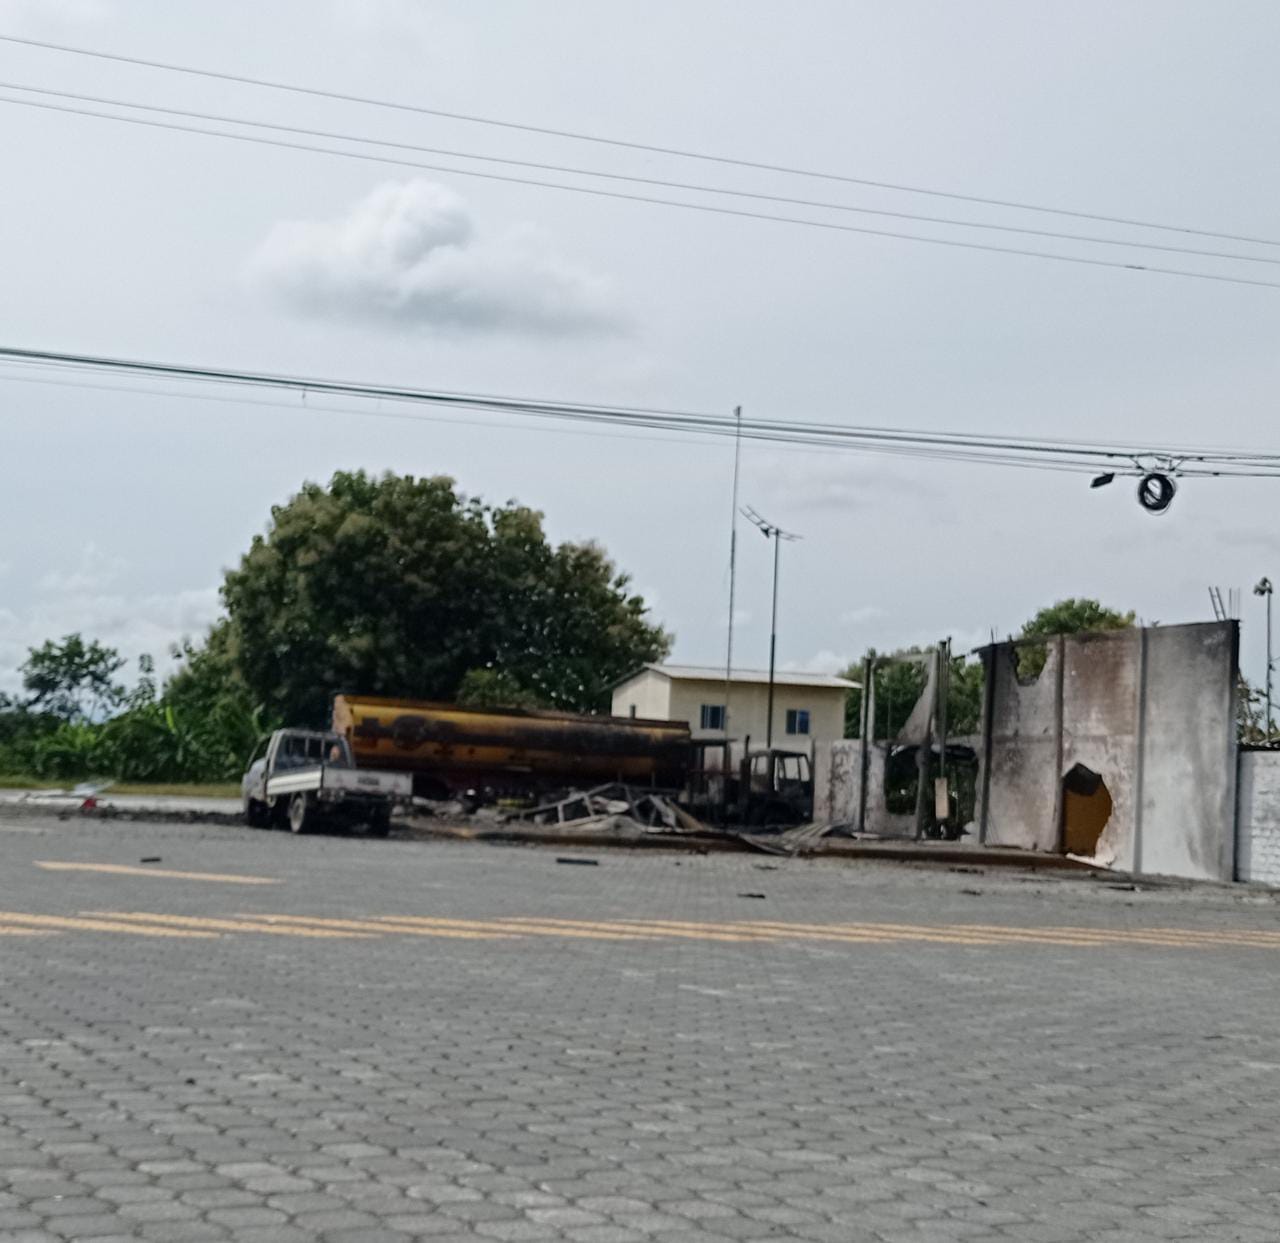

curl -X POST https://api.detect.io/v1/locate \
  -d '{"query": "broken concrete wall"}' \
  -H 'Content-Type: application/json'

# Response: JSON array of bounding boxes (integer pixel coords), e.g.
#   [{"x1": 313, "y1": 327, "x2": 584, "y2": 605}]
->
[
  {"x1": 1060, "y1": 632, "x2": 1139, "y2": 870},
  {"x1": 1236, "y1": 750, "x2": 1280, "y2": 885},
  {"x1": 1138, "y1": 623, "x2": 1237, "y2": 881},
  {"x1": 815, "y1": 739, "x2": 861, "y2": 825},
  {"x1": 863, "y1": 744, "x2": 918, "y2": 838},
  {"x1": 978, "y1": 638, "x2": 1063, "y2": 852},
  {"x1": 978, "y1": 620, "x2": 1237, "y2": 882}
]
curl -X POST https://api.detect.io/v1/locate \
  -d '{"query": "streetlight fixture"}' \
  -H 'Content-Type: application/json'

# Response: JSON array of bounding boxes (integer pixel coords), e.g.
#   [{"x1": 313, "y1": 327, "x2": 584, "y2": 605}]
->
[
  {"x1": 741, "y1": 506, "x2": 801, "y2": 749},
  {"x1": 1256, "y1": 576, "x2": 1274, "y2": 742}
]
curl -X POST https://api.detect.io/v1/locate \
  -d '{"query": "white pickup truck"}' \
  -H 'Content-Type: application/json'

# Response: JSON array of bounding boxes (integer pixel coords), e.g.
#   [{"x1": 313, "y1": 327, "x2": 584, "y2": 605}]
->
[{"x1": 241, "y1": 729, "x2": 412, "y2": 836}]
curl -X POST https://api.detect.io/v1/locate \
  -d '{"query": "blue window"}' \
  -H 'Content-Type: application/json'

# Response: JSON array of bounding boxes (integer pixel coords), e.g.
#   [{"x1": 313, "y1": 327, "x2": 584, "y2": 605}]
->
[
  {"x1": 785, "y1": 708, "x2": 810, "y2": 736},
  {"x1": 700, "y1": 704, "x2": 726, "y2": 731}
]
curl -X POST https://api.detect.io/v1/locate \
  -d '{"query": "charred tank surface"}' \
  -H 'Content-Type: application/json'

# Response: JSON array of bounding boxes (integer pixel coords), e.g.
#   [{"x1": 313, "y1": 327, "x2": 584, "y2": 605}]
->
[{"x1": 332, "y1": 694, "x2": 692, "y2": 802}]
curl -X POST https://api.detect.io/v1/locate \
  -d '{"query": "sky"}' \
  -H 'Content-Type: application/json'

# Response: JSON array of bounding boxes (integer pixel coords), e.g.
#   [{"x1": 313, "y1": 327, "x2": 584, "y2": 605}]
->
[{"x1": 3, "y1": 0, "x2": 1280, "y2": 699}]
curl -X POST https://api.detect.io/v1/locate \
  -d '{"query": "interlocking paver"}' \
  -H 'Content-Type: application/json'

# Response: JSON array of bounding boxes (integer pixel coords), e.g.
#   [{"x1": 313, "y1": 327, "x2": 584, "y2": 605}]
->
[{"x1": 6, "y1": 815, "x2": 1280, "y2": 1241}]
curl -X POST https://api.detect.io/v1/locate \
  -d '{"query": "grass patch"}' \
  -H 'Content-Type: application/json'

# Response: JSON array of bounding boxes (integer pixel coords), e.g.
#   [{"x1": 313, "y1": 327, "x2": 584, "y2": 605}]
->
[{"x1": 0, "y1": 775, "x2": 240, "y2": 798}]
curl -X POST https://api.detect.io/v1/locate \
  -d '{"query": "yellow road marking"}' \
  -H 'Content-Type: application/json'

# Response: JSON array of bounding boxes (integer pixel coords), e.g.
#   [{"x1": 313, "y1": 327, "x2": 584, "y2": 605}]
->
[
  {"x1": 608, "y1": 917, "x2": 1028, "y2": 947},
  {"x1": 37, "y1": 861, "x2": 279, "y2": 885},
  {"x1": 0, "y1": 912, "x2": 217, "y2": 938},
  {"x1": 367, "y1": 915, "x2": 664, "y2": 941},
  {"x1": 241, "y1": 914, "x2": 509, "y2": 940},
  {"x1": 84, "y1": 912, "x2": 372, "y2": 938},
  {"x1": 0, "y1": 906, "x2": 1271, "y2": 950},
  {"x1": 730, "y1": 919, "x2": 1174, "y2": 948}
]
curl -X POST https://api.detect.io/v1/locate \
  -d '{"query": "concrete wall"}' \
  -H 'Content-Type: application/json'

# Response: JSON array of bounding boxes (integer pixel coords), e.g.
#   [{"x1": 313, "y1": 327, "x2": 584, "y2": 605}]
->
[
  {"x1": 1138, "y1": 623, "x2": 1237, "y2": 881},
  {"x1": 611, "y1": 670, "x2": 671, "y2": 721},
  {"x1": 816, "y1": 739, "x2": 863, "y2": 827},
  {"x1": 977, "y1": 621, "x2": 1238, "y2": 882},
  {"x1": 1237, "y1": 750, "x2": 1280, "y2": 886},
  {"x1": 979, "y1": 638, "x2": 1063, "y2": 853}
]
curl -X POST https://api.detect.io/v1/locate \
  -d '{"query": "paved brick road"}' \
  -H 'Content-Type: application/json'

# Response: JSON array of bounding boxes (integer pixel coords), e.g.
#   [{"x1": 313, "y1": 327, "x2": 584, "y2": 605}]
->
[{"x1": 2, "y1": 813, "x2": 1280, "y2": 1241}]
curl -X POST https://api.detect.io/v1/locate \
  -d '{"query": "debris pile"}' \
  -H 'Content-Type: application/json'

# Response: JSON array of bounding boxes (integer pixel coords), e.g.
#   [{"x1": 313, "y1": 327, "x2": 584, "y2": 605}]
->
[{"x1": 502, "y1": 782, "x2": 707, "y2": 834}]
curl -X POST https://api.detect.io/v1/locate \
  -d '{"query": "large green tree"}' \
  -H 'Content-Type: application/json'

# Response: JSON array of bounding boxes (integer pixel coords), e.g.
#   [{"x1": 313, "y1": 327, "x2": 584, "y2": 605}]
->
[
  {"x1": 1016, "y1": 598, "x2": 1134, "y2": 678},
  {"x1": 20, "y1": 634, "x2": 125, "y2": 722},
  {"x1": 221, "y1": 470, "x2": 671, "y2": 725},
  {"x1": 1020, "y1": 598, "x2": 1135, "y2": 639}
]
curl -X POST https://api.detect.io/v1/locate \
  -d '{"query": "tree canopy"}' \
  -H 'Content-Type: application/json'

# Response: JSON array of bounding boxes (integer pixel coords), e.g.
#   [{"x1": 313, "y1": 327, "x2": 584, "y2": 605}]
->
[
  {"x1": 21, "y1": 634, "x2": 125, "y2": 723},
  {"x1": 221, "y1": 470, "x2": 671, "y2": 725},
  {"x1": 1020, "y1": 598, "x2": 1135, "y2": 639}
]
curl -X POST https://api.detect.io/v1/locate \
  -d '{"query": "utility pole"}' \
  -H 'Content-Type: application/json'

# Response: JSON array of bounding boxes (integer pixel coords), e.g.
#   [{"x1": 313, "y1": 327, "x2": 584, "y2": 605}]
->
[
  {"x1": 723, "y1": 407, "x2": 742, "y2": 748},
  {"x1": 742, "y1": 506, "x2": 801, "y2": 749},
  {"x1": 1256, "y1": 577, "x2": 1273, "y2": 741}
]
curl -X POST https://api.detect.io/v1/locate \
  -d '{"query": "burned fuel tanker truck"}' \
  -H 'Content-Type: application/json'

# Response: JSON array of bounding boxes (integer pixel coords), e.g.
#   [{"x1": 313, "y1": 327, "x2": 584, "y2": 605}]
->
[{"x1": 331, "y1": 694, "x2": 692, "y2": 808}]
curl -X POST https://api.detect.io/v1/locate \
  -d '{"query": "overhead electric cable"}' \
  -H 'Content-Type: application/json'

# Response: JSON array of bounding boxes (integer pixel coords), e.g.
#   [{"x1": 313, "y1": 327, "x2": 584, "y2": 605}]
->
[
  {"x1": 2, "y1": 31, "x2": 1276, "y2": 250},
  {"x1": 0, "y1": 79, "x2": 1275, "y2": 269},
  {"x1": 4, "y1": 345, "x2": 1280, "y2": 478},
  {"x1": 4, "y1": 93, "x2": 1280, "y2": 292}
]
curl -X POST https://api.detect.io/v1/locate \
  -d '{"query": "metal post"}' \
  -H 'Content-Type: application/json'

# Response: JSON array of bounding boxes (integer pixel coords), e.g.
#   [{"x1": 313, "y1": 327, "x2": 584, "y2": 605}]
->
[
  {"x1": 741, "y1": 506, "x2": 800, "y2": 754},
  {"x1": 723, "y1": 406, "x2": 742, "y2": 756},
  {"x1": 1255, "y1": 577, "x2": 1273, "y2": 742},
  {"x1": 767, "y1": 531, "x2": 780, "y2": 749}
]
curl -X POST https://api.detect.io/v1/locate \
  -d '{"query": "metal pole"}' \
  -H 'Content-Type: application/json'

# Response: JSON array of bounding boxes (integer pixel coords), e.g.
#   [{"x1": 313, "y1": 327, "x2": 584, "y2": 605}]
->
[
  {"x1": 1255, "y1": 577, "x2": 1273, "y2": 743},
  {"x1": 767, "y1": 529, "x2": 780, "y2": 749},
  {"x1": 723, "y1": 407, "x2": 742, "y2": 750},
  {"x1": 740, "y1": 506, "x2": 800, "y2": 753}
]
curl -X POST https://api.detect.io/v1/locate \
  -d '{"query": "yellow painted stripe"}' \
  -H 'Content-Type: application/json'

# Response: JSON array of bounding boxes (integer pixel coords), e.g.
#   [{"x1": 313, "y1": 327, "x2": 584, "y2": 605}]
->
[
  {"x1": 733, "y1": 919, "x2": 1181, "y2": 948},
  {"x1": 241, "y1": 914, "x2": 509, "y2": 940},
  {"x1": 659, "y1": 917, "x2": 1205, "y2": 949},
  {"x1": 0, "y1": 928, "x2": 52, "y2": 936},
  {"x1": 609, "y1": 917, "x2": 1021, "y2": 947},
  {"x1": 495, "y1": 916, "x2": 768, "y2": 943},
  {"x1": 84, "y1": 912, "x2": 372, "y2": 938},
  {"x1": 369, "y1": 915, "x2": 661, "y2": 942},
  {"x1": 37, "y1": 861, "x2": 279, "y2": 885},
  {"x1": 0, "y1": 912, "x2": 218, "y2": 938}
]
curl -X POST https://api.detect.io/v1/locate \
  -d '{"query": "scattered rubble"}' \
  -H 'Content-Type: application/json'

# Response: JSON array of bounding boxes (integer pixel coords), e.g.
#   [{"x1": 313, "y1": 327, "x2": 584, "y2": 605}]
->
[{"x1": 502, "y1": 783, "x2": 708, "y2": 835}]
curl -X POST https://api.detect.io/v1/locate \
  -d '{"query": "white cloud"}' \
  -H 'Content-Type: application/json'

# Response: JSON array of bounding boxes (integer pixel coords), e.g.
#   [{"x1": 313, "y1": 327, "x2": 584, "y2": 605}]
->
[
  {"x1": 36, "y1": 542, "x2": 126, "y2": 595},
  {"x1": 0, "y1": 586, "x2": 221, "y2": 697},
  {"x1": 0, "y1": 0, "x2": 109, "y2": 25},
  {"x1": 744, "y1": 456, "x2": 938, "y2": 518},
  {"x1": 248, "y1": 179, "x2": 625, "y2": 337},
  {"x1": 839, "y1": 605, "x2": 886, "y2": 626},
  {"x1": 785, "y1": 650, "x2": 855, "y2": 675}
]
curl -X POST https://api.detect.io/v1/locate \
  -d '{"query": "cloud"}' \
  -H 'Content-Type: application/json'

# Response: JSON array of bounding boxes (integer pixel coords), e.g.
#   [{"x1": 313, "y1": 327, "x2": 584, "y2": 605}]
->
[
  {"x1": 839, "y1": 605, "x2": 886, "y2": 626},
  {"x1": 745, "y1": 455, "x2": 943, "y2": 517},
  {"x1": 0, "y1": 584, "x2": 221, "y2": 697},
  {"x1": 248, "y1": 180, "x2": 625, "y2": 337},
  {"x1": 783, "y1": 650, "x2": 857, "y2": 674},
  {"x1": 0, "y1": 0, "x2": 109, "y2": 24},
  {"x1": 36, "y1": 542, "x2": 126, "y2": 595}
]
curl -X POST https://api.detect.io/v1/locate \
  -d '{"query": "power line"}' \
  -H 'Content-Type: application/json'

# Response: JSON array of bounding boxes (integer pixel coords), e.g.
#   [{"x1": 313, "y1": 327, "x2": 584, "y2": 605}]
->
[
  {"x1": 0, "y1": 366, "x2": 1115, "y2": 477},
  {"x1": 4, "y1": 344, "x2": 1280, "y2": 479},
  {"x1": 2, "y1": 79, "x2": 1276, "y2": 270},
  {"x1": 6, "y1": 92, "x2": 1280, "y2": 293},
  {"x1": 2, "y1": 31, "x2": 1276, "y2": 250}
]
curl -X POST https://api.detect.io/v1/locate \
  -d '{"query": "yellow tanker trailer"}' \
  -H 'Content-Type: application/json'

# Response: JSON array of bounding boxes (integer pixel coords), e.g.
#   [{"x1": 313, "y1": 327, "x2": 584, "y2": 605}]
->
[{"x1": 331, "y1": 694, "x2": 692, "y2": 804}]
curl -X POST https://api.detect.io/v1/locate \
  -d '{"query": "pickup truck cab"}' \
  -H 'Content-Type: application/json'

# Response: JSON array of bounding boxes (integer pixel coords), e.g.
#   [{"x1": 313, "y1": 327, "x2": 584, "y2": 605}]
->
[{"x1": 242, "y1": 729, "x2": 412, "y2": 835}]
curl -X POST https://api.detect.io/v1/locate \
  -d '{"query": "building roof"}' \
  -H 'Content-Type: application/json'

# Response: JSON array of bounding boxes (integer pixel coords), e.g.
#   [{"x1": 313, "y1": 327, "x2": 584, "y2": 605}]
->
[{"x1": 614, "y1": 663, "x2": 858, "y2": 691}]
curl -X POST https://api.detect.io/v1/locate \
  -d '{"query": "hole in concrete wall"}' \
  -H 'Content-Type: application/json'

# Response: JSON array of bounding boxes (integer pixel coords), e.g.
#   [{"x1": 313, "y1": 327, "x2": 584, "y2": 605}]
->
[
  {"x1": 1061, "y1": 763, "x2": 1112, "y2": 856},
  {"x1": 1012, "y1": 641, "x2": 1049, "y2": 685}
]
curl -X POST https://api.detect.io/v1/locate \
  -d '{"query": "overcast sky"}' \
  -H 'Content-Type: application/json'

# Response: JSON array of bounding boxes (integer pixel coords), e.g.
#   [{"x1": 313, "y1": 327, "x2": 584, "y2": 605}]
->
[{"x1": 3, "y1": 0, "x2": 1280, "y2": 698}]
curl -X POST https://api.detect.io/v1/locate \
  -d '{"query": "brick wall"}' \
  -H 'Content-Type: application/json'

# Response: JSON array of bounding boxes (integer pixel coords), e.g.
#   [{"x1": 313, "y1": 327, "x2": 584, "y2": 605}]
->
[{"x1": 1237, "y1": 750, "x2": 1280, "y2": 885}]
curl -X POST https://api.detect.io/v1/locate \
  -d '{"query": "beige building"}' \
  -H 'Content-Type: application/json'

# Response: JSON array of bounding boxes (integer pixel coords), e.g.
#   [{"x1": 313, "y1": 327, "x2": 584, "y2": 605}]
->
[{"x1": 610, "y1": 663, "x2": 856, "y2": 757}]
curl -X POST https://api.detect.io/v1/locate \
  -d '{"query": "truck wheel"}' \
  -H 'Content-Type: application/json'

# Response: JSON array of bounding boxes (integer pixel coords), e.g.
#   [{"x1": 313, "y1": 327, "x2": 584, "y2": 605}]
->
[
  {"x1": 244, "y1": 798, "x2": 268, "y2": 828},
  {"x1": 367, "y1": 806, "x2": 391, "y2": 837},
  {"x1": 288, "y1": 793, "x2": 312, "y2": 835}
]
